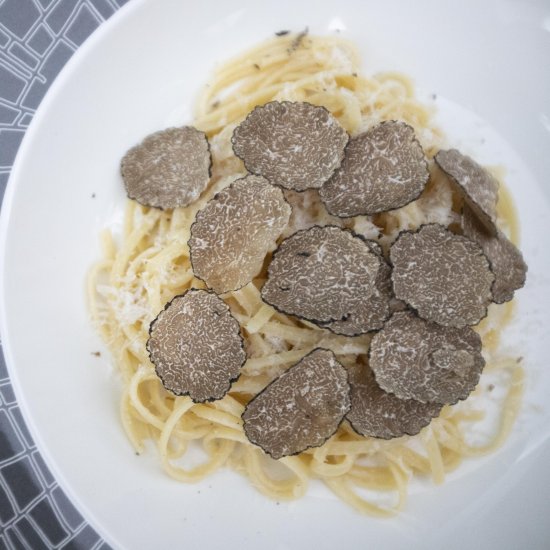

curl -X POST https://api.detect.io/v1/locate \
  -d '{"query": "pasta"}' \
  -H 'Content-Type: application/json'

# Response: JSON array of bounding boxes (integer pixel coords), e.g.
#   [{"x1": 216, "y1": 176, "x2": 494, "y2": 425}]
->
[{"x1": 88, "y1": 33, "x2": 524, "y2": 515}]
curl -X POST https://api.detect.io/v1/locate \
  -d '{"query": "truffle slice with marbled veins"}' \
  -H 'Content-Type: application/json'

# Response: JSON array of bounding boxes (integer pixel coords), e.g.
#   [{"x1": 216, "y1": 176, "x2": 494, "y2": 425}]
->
[
  {"x1": 435, "y1": 149, "x2": 499, "y2": 235},
  {"x1": 242, "y1": 349, "x2": 351, "y2": 459},
  {"x1": 121, "y1": 126, "x2": 211, "y2": 209},
  {"x1": 320, "y1": 241, "x2": 393, "y2": 336},
  {"x1": 261, "y1": 226, "x2": 381, "y2": 325},
  {"x1": 147, "y1": 290, "x2": 245, "y2": 402},
  {"x1": 231, "y1": 101, "x2": 349, "y2": 192},
  {"x1": 346, "y1": 358, "x2": 443, "y2": 439},
  {"x1": 369, "y1": 311, "x2": 485, "y2": 405},
  {"x1": 189, "y1": 175, "x2": 291, "y2": 293},
  {"x1": 390, "y1": 224, "x2": 494, "y2": 327},
  {"x1": 319, "y1": 121, "x2": 429, "y2": 216},
  {"x1": 462, "y1": 205, "x2": 527, "y2": 304}
]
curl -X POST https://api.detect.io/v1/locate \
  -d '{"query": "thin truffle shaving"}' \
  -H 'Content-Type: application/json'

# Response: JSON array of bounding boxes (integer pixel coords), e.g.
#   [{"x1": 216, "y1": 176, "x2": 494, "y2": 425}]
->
[
  {"x1": 321, "y1": 242, "x2": 393, "y2": 335},
  {"x1": 435, "y1": 149, "x2": 499, "y2": 235},
  {"x1": 147, "y1": 290, "x2": 245, "y2": 402},
  {"x1": 390, "y1": 224, "x2": 495, "y2": 327},
  {"x1": 462, "y1": 205, "x2": 527, "y2": 304},
  {"x1": 242, "y1": 349, "x2": 351, "y2": 459},
  {"x1": 320, "y1": 120, "x2": 429, "y2": 216},
  {"x1": 189, "y1": 175, "x2": 291, "y2": 293},
  {"x1": 369, "y1": 311, "x2": 485, "y2": 404},
  {"x1": 232, "y1": 101, "x2": 349, "y2": 192},
  {"x1": 121, "y1": 126, "x2": 211, "y2": 209},
  {"x1": 261, "y1": 226, "x2": 381, "y2": 325},
  {"x1": 346, "y1": 358, "x2": 443, "y2": 439}
]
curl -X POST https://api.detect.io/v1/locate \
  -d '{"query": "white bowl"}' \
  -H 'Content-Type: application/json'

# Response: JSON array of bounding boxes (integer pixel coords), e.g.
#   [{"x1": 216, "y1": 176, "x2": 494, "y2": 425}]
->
[{"x1": 1, "y1": 0, "x2": 550, "y2": 548}]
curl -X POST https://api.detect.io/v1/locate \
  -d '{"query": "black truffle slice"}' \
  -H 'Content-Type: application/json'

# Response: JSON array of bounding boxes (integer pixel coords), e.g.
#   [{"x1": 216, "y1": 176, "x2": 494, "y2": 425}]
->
[
  {"x1": 242, "y1": 349, "x2": 351, "y2": 459},
  {"x1": 346, "y1": 358, "x2": 442, "y2": 439},
  {"x1": 147, "y1": 290, "x2": 246, "y2": 402},
  {"x1": 435, "y1": 149, "x2": 499, "y2": 235},
  {"x1": 189, "y1": 175, "x2": 291, "y2": 294},
  {"x1": 261, "y1": 226, "x2": 381, "y2": 325},
  {"x1": 320, "y1": 241, "x2": 392, "y2": 336},
  {"x1": 231, "y1": 101, "x2": 349, "y2": 192},
  {"x1": 390, "y1": 224, "x2": 494, "y2": 327},
  {"x1": 319, "y1": 121, "x2": 429, "y2": 216},
  {"x1": 462, "y1": 205, "x2": 527, "y2": 304},
  {"x1": 121, "y1": 126, "x2": 211, "y2": 209},
  {"x1": 369, "y1": 311, "x2": 485, "y2": 405}
]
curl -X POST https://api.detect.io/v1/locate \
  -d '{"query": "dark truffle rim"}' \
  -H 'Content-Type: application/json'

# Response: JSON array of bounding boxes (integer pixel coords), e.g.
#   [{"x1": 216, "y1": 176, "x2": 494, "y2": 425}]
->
[
  {"x1": 388, "y1": 223, "x2": 495, "y2": 328},
  {"x1": 230, "y1": 100, "x2": 350, "y2": 193},
  {"x1": 188, "y1": 174, "x2": 292, "y2": 294},
  {"x1": 434, "y1": 149, "x2": 498, "y2": 237},
  {"x1": 366, "y1": 309, "x2": 485, "y2": 406},
  {"x1": 319, "y1": 120, "x2": 431, "y2": 218},
  {"x1": 146, "y1": 288, "x2": 246, "y2": 403},
  {"x1": 122, "y1": 126, "x2": 213, "y2": 211},
  {"x1": 242, "y1": 348, "x2": 352, "y2": 460},
  {"x1": 260, "y1": 225, "x2": 387, "y2": 332},
  {"x1": 461, "y1": 207, "x2": 528, "y2": 305}
]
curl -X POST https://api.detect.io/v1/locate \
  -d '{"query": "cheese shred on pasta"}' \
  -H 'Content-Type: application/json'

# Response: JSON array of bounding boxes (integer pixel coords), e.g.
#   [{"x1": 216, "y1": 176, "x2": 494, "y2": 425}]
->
[{"x1": 88, "y1": 33, "x2": 524, "y2": 516}]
